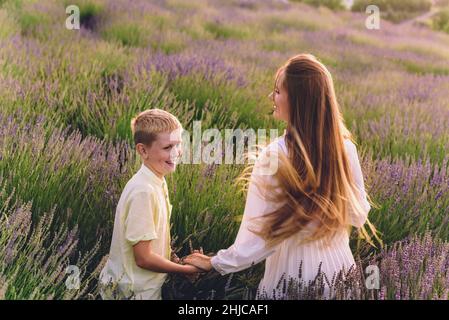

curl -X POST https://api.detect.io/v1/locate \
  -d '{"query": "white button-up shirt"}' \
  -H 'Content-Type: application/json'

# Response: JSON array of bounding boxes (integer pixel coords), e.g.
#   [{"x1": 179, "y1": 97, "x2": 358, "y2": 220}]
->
[{"x1": 211, "y1": 135, "x2": 371, "y2": 298}]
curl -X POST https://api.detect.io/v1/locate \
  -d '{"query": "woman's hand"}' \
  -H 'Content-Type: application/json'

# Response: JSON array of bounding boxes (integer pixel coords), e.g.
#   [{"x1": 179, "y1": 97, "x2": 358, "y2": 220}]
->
[{"x1": 182, "y1": 253, "x2": 213, "y2": 272}]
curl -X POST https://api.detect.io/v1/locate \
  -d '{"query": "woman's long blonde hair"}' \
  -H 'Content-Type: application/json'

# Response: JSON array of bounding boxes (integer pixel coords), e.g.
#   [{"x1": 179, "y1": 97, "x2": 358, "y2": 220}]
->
[{"x1": 239, "y1": 53, "x2": 380, "y2": 249}]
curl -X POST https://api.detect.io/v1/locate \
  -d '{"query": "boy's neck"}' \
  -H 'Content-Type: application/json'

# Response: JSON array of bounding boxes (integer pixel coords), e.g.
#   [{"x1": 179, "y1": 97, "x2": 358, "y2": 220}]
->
[{"x1": 143, "y1": 162, "x2": 165, "y2": 180}]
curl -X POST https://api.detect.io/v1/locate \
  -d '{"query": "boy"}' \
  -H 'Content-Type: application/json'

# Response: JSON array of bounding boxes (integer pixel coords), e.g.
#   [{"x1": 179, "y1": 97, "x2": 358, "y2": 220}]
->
[{"x1": 99, "y1": 109, "x2": 200, "y2": 300}]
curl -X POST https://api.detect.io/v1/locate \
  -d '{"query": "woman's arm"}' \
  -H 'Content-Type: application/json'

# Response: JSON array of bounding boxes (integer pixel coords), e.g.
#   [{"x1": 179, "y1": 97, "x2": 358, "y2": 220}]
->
[{"x1": 207, "y1": 146, "x2": 282, "y2": 275}]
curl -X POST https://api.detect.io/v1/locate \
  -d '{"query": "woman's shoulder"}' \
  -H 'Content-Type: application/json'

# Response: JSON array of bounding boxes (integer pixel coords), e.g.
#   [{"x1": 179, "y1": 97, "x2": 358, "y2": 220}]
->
[
  {"x1": 263, "y1": 135, "x2": 356, "y2": 157},
  {"x1": 264, "y1": 134, "x2": 287, "y2": 154},
  {"x1": 266, "y1": 135, "x2": 285, "y2": 149},
  {"x1": 343, "y1": 138, "x2": 358, "y2": 155},
  {"x1": 251, "y1": 135, "x2": 285, "y2": 177}
]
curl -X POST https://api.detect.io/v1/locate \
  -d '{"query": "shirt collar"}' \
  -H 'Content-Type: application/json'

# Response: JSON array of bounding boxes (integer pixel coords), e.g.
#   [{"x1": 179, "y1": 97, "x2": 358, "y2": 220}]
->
[{"x1": 140, "y1": 164, "x2": 165, "y2": 187}]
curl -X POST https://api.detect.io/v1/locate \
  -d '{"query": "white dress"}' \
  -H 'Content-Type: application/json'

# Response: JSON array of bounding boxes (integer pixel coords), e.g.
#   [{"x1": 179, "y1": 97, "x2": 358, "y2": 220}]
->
[{"x1": 210, "y1": 135, "x2": 371, "y2": 299}]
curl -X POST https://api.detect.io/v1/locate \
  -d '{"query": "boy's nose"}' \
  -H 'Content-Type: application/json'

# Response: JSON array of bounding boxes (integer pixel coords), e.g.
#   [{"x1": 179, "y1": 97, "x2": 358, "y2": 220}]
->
[
  {"x1": 171, "y1": 146, "x2": 182, "y2": 159},
  {"x1": 268, "y1": 92, "x2": 273, "y2": 100}
]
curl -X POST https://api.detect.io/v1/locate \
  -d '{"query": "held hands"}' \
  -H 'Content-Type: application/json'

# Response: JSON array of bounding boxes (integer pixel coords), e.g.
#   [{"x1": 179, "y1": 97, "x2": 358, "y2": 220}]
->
[
  {"x1": 171, "y1": 250, "x2": 200, "y2": 282},
  {"x1": 182, "y1": 249, "x2": 213, "y2": 273},
  {"x1": 182, "y1": 264, "x2": 203, "y2": 283},
  {"x1": 173, "y1": 248, "x2": 209, "y2": 282}
]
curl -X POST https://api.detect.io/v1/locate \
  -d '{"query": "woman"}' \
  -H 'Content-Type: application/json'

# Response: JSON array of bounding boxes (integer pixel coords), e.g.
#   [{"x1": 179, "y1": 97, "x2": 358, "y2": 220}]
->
[{"x1": 184, "y1": 53, "x2": 376, "y2": 299}]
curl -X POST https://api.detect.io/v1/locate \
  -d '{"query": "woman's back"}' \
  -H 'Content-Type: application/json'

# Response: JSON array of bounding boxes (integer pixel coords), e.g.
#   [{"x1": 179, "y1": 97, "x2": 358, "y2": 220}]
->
[{"x1": 256, "y1": 136, "x2": 369, "y2": 299}]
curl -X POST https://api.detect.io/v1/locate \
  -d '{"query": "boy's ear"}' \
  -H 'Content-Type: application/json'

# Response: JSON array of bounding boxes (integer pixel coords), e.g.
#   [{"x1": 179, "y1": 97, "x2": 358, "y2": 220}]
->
[{"x1": 136, "y1": 143, "x2": 149, "y2": 159}]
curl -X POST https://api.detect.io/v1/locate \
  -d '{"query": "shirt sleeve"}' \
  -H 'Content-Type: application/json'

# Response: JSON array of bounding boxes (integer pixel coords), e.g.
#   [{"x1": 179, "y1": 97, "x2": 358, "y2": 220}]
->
[
  {"x1": 346, "y1": 142, "x2": 371, "y2": 228},
  {"x1": 211, "y1": 147, "x2": 281, "y2": 275},
  {"x1": 124, "y1": 190, "x2": 158, "y2": 246}
]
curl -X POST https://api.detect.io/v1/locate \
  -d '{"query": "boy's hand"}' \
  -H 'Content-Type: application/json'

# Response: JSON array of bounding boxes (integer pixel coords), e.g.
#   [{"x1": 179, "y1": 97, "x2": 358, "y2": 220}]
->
[
  {"x1": 171, "y1": 252, "x2": 181, "y2": 264},
  {"x1": 182, "y1": 264, "x2": 202, "y2": 283}
]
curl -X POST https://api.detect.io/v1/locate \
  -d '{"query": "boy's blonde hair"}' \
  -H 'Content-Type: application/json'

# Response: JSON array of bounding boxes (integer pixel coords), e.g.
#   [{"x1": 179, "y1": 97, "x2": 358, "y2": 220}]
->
[{"x1": 131, "y1": 109, "x2": 182, "y2": 146}]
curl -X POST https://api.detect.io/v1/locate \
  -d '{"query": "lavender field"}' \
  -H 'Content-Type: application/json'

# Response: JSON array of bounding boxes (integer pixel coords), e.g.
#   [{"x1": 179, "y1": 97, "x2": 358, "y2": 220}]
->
[{"x1": 1, "y1": 0, "x2": 449, "y2": 300}]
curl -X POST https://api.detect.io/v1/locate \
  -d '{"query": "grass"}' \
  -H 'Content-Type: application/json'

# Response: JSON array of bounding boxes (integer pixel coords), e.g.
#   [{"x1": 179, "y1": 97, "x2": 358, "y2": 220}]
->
[
  {"x1": 101, "y1": 23, "x2": 147, "y2": 47},
  {"x1": 17, "y1": 10, "x2": 49, "y2": 38},
  {"x1": 291, "y1": 0, "x2": 346, "y2": 11},
  {"x1": 78, "y1": 0, "x2": 104, "y2": 29},
  {"x1": 0, "y1": 113, "x2": 135, "y2": 259},
  {"x1": 0, "y1": 183, "x2": 101, "y2": 299},
  {"x1": 167, "y1": 163, "x2": 246, "y2": 254},
  {"x1": 400, "y1": 59, "x2": 449, "y2": 76},
  {"x1": 168, "y1": 74, "x2": 267, "y2": 129},
  {"x1": 204, "y1": 21, "x2": 250, "y2": 40}
]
